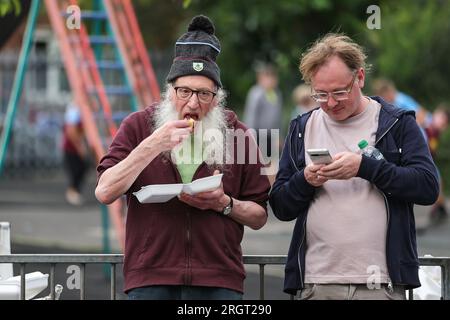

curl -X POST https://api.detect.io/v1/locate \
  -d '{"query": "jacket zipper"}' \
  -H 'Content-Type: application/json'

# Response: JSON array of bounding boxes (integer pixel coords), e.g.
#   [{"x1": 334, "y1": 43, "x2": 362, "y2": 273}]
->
[
  {"x1": 379, "y1": 188, "x2": 394, "y2": 293},
  {"x1": 375, "y1": 118, "x2": 399, "y2": 146},
  {"x1": 186, "y1": 162, "x2": 208, "y2": 285},
  {"x1": 375, "y1": 117, "x2": 398, "y2": 293},
  {"x1": 289, "y1": 121, "x2": 306, "y2": 288},
  {"x1": 172, "y1": 161, "x2": 207, "y2": 286},
  {"x1": 167, "y1": 160, "x2": 191, "y2": 284},
  {"x1": 289, "y1": 123, "x2": 301, "y2": 173},
  {"x1": 186, "y1": 210, "x2": 192, "y2": 285},
  {"x1": 297, "y1": 219, "x2": 307, "y2": 288}
]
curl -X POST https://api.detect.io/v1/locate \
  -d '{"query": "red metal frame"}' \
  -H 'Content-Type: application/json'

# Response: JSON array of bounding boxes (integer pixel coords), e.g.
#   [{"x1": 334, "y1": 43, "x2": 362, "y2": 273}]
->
[
  {"x1": 103, "y1": 0, "x2": 160, "y2": 108},
  {"x1": 122, "y1": 0, "x2": 160, "y2": 102},
  {"x1": 45, "y1": 0, "x2": 104, "y2": 160},
  {"x1": 44, "y1": 0, "x2": 163, "y2": 252},
  {"x1": 69, "y1": 0, "x2": 117, "y2": 137},
  {"x1": 45, "y1": 0, "x2": 124, "y2": 250}
]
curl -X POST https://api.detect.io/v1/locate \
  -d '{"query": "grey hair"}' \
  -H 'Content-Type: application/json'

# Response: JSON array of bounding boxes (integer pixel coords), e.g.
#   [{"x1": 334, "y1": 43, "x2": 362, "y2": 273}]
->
[
  {"x1": 153, "y1": 83, "x2": 230, "y2": 170},
  {"x1": 154, "y1": 83, "x2": 228, "y2": 129},
  {"x1": 153, "y1": 83, "x2": 175, "y2": 130}
]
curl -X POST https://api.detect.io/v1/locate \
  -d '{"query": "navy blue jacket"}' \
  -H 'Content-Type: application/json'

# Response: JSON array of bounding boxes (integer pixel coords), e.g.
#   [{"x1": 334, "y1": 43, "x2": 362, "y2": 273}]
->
[{"x1": 269, "y1": 96, "x2": 439, "y2": 295}]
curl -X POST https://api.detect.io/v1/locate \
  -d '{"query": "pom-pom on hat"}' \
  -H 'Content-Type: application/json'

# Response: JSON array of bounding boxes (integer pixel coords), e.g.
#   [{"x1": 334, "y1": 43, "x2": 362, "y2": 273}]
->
[{"x1": 166, "y1": 15, "x2": 222, "y2": 88}]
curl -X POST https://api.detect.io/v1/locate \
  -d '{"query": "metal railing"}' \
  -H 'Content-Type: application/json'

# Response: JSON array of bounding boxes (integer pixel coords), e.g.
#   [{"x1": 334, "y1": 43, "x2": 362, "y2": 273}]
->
[{"x1": 0, "y1": 254, "x2": 448, "y2": 300}]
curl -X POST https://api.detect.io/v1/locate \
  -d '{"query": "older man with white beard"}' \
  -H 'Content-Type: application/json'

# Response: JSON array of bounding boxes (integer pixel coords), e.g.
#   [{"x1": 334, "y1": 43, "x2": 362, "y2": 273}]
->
[{"x1": 95, "y1": 15, "x2": 270, "y2": 300}]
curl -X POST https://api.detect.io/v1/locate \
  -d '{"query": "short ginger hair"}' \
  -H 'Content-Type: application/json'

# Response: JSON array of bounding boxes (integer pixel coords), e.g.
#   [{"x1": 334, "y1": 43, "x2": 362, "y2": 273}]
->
[{"x1": 300, "y1": 33, "x2": 368, "y2": 83}]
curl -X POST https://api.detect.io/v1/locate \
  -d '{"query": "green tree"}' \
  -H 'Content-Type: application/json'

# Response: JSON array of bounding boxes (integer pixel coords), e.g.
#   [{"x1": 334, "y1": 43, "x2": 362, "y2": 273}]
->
[
  {"x1": 364, "y1": 1, "x2": 450, "y2": 194},
  {"x1": 366, "y1": 0, "x2": 450, "y2": 109},
  {"x1": 0, "y1": 0, "x2": 21, "y2": 16},
  {"x1": 133, "y1": 0, "x2": 191, "y2": 49},
  {"x1": 185, "y1": 0, "x2": 373, "y2": 120}
]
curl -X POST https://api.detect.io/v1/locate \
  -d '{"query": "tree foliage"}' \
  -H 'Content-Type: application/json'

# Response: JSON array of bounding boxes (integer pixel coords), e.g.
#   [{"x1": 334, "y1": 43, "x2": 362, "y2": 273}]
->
[
  {"x1": 133, "y1": 0, "x2": 192, "y2": 49},
  {"x1": 0, "y1": 0, "x2": 21, "y2": 16},
  {"x1": 365, "y1": 0, "x2": 450, "y2": 109},
  {"x1": 179, "y1": 0, "x2": 376, "y2": 116}
]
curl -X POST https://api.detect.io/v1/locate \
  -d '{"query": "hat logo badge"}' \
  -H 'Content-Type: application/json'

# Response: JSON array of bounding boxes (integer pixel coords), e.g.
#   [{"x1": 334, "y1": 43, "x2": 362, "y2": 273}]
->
[{"x1": 193, "y1": 62, "x2": 204, "y2": 72}]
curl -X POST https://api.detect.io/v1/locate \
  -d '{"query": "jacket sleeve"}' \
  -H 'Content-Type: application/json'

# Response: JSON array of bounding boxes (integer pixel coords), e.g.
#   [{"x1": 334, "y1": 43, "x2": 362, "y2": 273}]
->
[
  {"x1": 269, "y1": 120, "x2": 316, "y2": 221},
  {"x1": 96, "y1": 112, "x2": 141, "y2": 181},
  {"x1": 236, "y1": 124, "x2": 271, "y2": 211},
  {"x1": 357, "y1": 114, "x2": 439, "y2": 205}
]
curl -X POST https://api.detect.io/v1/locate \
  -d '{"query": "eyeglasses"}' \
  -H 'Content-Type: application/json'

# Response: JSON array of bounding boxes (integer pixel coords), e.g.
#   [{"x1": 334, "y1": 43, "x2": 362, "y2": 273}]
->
[
  {"x1": 174, "y1": 86, "x2": 217, "y2": 104},
  {"x1": 310, "y1": 72, "x2": 357, "y2": 103}
]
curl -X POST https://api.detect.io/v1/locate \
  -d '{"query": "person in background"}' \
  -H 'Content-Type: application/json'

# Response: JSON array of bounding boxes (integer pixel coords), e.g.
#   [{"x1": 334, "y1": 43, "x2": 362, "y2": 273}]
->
[
  {"x1": 425, "y1": 104, "x2": 450, "y2": 222},
  {"x1": 62, "y1": 101, "x2": 88, "y2": 206},
  {"x1": 291, "y1": 83, "x2": 317, "y2": 119},
  {"x1": 269, "y1": 33, "x2": 439, "y2": 300},
  {"x1": 372, "y1": 78, "x2": 431, "y2": 129},
  {"x1": 95, "y1": 15, "x2": 270, "y2": 300},
  {"x1": 243, "y1": 63, "x2": 283, "y2": 157}
]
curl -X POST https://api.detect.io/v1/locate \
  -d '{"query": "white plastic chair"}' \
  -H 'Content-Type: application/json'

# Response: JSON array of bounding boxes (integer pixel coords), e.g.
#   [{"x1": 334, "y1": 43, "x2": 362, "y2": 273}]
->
[
  {"x1": 410, "y1": 255, "x2": 442, "y2": 300},
  {"x1": 0, "y1": 222, "x2": 61, "y2": 300}
]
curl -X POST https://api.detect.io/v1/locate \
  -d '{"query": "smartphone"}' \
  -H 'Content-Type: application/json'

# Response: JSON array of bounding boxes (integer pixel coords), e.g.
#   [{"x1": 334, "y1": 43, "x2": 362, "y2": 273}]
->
[{"x1": 306, "y1": 148, "x2": 333, "y2": 165}]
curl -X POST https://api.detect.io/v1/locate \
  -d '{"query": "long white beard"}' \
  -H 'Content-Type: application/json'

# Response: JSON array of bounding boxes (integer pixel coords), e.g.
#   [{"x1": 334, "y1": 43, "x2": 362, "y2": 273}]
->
[{"x1": 153, "y1": 86, "x2": 229, "y2": 167}]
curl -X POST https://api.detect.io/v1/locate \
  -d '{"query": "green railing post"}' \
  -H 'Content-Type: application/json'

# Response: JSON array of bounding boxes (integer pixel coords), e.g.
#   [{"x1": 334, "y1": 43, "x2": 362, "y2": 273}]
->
[
  {"x1": 101, "y1": 204, "x2": 111, "y2": 278},
  {"x1": 443, "y1": 259, "x2": 450, "y2": 300},
  {"x1": 1, "y1": 255, "x2": 449, "y2": 300}
]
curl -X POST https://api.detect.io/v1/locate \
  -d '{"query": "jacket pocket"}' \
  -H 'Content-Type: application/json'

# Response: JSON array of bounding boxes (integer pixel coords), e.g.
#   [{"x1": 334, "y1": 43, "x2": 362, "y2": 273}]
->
[
  {"x1": 136, "y1": 215, "x2": 156, "y2": 267},
  {"x1": 223, "y1": 218, "x2": 244, "y2": 260},
  {"x1": 190, "y1": 213, "x2": 228, "y2": 267},
  {"x1": 298, "y1": 284, "x2": 316, "y2": 300},
  {"x1": 135, "y1": 209, "x2": 185, "y2": 269}
]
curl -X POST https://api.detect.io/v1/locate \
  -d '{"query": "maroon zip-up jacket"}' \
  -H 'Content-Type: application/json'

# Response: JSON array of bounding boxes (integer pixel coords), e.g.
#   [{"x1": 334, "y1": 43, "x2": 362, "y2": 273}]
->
[{"x1": 97, "y1": 104, "x2": 270, "y2": 293}]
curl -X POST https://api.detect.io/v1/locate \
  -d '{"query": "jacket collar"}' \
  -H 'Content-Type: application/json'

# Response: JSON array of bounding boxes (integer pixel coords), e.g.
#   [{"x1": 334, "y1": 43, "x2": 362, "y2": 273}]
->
[
  {"x1": 370, "y1": 96, "x2": 414, "y2": 145},
  {"x1": 295, "y1": 96, "x2": 414, "y2": 146}
]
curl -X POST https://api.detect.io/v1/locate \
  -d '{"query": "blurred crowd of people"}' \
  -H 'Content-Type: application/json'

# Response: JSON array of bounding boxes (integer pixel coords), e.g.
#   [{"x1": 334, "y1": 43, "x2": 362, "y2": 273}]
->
[{"x1": 372, "y1": 78, "x2": 449, "y2": 222}]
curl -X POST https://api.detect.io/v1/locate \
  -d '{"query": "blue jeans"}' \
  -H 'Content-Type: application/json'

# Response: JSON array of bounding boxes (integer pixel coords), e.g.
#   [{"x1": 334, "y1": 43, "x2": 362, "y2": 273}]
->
[{"x1": 128, "y1": 285, "x2": 243, "y2": 300}]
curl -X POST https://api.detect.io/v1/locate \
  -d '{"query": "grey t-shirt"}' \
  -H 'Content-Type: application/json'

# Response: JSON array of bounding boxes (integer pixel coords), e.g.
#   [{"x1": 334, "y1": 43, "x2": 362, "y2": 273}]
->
[
  {"x1": 304, "y1": 98, "x2": 390, "y2": 284},
  {"x1": 243, "y1": 85, "x2": 282, "y2": 131}
]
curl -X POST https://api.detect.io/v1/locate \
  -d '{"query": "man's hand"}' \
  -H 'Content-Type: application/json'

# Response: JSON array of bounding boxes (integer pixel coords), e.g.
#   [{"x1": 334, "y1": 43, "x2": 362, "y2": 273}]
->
[
  {"x1": 146, "y1": 119, "x2": 193, "y2": 154},
  {"x1": 317, "y1": 152, "x2": 362, "y2": 180},
  {"x1": 178, "y1": 170, "x2": 229, "y2": 212},
  {"x1": 304, "y1": 163, "x2": 329, "y2": 187}
]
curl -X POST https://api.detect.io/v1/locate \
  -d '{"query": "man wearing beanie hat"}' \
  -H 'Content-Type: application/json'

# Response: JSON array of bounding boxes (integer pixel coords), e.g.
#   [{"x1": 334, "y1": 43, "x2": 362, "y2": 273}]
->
[{"x1": 96, "y1": 15, "x2": 270, "y2": 300}]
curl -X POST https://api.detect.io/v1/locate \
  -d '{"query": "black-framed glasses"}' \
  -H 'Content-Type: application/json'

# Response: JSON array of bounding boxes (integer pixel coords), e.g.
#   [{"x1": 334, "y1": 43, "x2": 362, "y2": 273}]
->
[
  {"x1": 310, "y1": 72, "x2": 358, "y2": 103},
  {"x1": 174, "y1": 86, "x2": 217, "y2": 104}
]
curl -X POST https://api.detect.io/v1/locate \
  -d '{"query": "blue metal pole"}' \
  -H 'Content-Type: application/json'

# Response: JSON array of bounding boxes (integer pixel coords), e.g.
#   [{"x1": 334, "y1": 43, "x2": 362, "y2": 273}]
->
[
  {"x1": 92, "y1": 0, "x2": 112, "y2": 264},
  {"x1": 92, "y1": 0, "x2": 104, "y2": 66},
  {"x1": 101, "y1": 0, "x2": 138, "y2": 112},
  {"x1": 0, "y1": 0, "x2": 41, "y2": 176}
]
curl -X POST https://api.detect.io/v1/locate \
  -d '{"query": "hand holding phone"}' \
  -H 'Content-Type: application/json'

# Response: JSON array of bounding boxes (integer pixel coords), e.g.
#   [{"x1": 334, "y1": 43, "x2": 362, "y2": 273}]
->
[{"x1": 307, "y1": 148, "x2": 333, "y2": 165}]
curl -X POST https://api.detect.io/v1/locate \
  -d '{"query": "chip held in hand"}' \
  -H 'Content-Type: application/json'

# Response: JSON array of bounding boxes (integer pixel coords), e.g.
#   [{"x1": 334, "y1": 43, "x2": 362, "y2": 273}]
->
[{"x1": 188, "y1": 118, "x2": 195, "y2": 129}]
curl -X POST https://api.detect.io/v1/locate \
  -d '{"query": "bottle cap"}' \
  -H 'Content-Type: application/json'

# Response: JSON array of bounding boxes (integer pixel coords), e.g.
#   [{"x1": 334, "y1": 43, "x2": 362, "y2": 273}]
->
[{"x1": 358, "y1": 139, "x2": 368, "y2": 149}]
